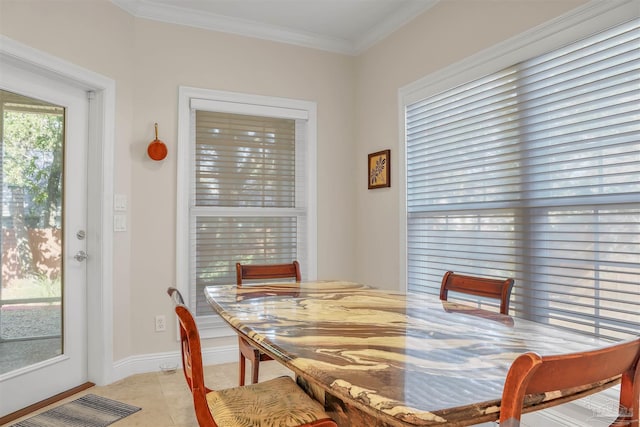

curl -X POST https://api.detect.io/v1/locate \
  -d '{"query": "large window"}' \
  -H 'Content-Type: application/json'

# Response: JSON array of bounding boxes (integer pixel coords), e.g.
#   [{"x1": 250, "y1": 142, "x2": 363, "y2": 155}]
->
[
  {"x1": 177, "y1": 88, "x2": 317, "y2": 334},
  {"x1": 403, "y1": 17, "x2": 639, "y2": 341}
]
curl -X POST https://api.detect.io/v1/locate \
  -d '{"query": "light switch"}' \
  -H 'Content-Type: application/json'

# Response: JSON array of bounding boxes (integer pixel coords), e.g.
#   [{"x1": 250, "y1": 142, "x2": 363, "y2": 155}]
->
[
  {"x1": 114, "y1": 194, "x2": 127, "y2": 211},
  {"x1": 114, "y1": 214, "x2": 127, "y2": 232}
]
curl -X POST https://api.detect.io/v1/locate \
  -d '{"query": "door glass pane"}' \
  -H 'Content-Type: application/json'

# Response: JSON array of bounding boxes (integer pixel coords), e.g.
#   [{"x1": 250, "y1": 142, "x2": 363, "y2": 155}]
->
[{"x1": 0, "y1": 90, "x2": 64, "y2": 374}]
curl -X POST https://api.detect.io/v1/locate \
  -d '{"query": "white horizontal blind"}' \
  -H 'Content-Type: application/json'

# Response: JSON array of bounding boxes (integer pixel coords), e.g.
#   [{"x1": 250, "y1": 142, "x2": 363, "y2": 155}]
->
[
  {"x1": 406, "y1": 19, "x2": 639, "y2": 340},
  {"x1": 191, "y1": 110, "x2": 303, "y2": 316},
  {"x1": 195, "y1": 111, "x2": 295, "y2": 207}
]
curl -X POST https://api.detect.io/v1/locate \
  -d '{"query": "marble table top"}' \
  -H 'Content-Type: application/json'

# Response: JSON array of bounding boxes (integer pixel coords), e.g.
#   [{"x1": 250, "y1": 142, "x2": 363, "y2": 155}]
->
[{"x1": 205, "y1": 281, "x2": 621, "y2": 426}]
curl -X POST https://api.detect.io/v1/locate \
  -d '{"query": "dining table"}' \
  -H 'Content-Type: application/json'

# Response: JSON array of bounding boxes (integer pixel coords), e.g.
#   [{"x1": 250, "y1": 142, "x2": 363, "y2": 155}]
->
[{"x1": 204, "y1": 280, "x2": 623, "y2": 426}]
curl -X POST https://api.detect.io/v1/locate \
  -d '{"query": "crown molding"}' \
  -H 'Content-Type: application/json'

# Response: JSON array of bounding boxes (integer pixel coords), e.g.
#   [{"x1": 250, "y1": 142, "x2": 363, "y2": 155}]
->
[
  {"x1": 111, "y1": 0, "x2": 438, "y2": 55},
  {"x1": 353, "y1": 0, "x2": 438, "y2": 54}
]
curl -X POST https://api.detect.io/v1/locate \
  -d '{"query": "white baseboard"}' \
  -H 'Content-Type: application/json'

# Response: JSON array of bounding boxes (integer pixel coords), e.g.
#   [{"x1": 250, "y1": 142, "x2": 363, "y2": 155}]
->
[{"x1": 110, "y1": 344, "x2": 237, "y2": 383}]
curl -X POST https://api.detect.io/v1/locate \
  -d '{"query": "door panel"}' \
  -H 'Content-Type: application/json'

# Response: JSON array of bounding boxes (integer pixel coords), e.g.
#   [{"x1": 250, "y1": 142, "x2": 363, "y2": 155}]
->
[{"x1": 0, "y1": 61, "x2": 88, "y2": 417}]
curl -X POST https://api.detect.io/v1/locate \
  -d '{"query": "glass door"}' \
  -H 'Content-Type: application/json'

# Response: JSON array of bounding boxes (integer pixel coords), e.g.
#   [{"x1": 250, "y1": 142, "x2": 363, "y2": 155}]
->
[
  {"x1": 0, "y1": 90, "x2": 64, "y2": 374},
  {"x1": 0, "y1": 59, "x2": 88, "y2": 417}
]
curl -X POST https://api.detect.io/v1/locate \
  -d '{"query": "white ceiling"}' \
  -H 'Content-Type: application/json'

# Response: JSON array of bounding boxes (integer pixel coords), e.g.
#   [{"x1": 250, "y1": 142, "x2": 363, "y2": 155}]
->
[{"x1": 111, "y1": 0, "x2": 439, "y2": 55}]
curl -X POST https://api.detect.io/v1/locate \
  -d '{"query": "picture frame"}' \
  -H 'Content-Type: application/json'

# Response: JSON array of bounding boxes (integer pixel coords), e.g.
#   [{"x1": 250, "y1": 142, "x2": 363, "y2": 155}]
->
[{"x1": 368, "y1": 149, "x2": 390, "y2": 189}]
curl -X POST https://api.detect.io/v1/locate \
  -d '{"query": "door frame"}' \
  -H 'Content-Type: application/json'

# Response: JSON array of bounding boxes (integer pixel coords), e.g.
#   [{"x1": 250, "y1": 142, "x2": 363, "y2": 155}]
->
[{"x1": 0, "y1": 35, "x2": 116, "y2": 386}]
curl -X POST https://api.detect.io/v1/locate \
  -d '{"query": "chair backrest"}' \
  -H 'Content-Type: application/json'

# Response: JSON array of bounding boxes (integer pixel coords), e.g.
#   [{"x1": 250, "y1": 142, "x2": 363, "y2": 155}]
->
[
  {"x1": 439, "y1": 271, "x2": 514, "y2": 315},
  {"x1": 236, "y1": 260, "x2": 301, "y2": 286},
  {"x1": 499, "y1": 337, "x2": 640, "y2": 427},
  {"x1": 166, "y1": 287, "x2": 217, "y2": 427}
]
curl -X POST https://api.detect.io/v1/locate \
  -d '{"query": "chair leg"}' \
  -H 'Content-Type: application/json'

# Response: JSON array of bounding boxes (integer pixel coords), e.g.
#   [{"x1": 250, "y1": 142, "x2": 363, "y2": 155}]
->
[
  {"x1": 252, "y1": 358, "x2": 260, "y2": 384},
  {"x1": 239, "y1": 351, "x2": 246, "y2": 386}
]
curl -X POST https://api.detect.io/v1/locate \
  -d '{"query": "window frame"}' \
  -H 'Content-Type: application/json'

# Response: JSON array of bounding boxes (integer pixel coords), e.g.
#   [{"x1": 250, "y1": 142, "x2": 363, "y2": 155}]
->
[
  {"x1": 398, "y1": 0, "x2": 639, "y2": 291},
  {"x1": 177, "y1": 86, "x2": 317, "y2": 338}
]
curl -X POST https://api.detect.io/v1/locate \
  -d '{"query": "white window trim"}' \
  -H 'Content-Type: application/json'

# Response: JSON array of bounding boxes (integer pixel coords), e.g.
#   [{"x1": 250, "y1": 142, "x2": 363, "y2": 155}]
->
[
  {"x1": 176, "y1": 86, "x2": 317, "y2": 338},
  {"x1": 397, "y1": 0, "x2": 639, "y2": 291}
]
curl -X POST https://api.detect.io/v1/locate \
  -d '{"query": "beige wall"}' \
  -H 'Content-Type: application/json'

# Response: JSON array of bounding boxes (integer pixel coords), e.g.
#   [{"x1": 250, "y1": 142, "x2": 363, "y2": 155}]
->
[
  {"x1": 128, "y1": 19, "x2": 357, "y2": 356},
  {"x1": 0, "y1": 0, "x2": 356, "y2": 360},
  {"x1": 353, "y1": 0, "x2": 587, "y2": 290},
  {"x1": 0, "y1": 0, "x2": 588, "y2": 365}
]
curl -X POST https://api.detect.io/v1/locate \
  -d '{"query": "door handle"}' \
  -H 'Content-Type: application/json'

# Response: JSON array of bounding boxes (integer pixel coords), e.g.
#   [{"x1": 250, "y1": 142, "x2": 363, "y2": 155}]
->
[{"x1": 74, "y1": 250, "x2": 88, "y2": 262}]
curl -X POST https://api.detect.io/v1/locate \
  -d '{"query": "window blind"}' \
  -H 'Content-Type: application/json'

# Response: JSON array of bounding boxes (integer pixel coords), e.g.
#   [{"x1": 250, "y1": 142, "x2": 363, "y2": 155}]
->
[
  {"x1": 406, "y1": 19, "x2": 639, "y2": 341},
  {"x1": 194, "y1": 112, "x2": 296, "y2": 208},
  {"x1": 191, "y1": 110, "x2": 304, "y2": 316}
]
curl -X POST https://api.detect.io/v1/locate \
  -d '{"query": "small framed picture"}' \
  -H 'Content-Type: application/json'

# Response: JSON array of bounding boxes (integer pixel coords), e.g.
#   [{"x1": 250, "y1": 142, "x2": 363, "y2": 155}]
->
[{"x1": 368, "y1": 149, "x2": 390, "y2": 189}]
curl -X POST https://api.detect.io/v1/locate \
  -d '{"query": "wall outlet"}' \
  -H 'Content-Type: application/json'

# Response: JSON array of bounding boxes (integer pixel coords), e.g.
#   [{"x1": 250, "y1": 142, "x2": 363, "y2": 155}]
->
[{"x1": 155, "y1": 315, "x2": 166, "y2": 332}]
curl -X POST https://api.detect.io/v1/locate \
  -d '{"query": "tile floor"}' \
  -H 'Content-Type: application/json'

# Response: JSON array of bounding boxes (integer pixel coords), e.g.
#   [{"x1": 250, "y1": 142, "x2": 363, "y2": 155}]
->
[{"x1": 2, "y1": 361, "x2": 293, "y2": 427}]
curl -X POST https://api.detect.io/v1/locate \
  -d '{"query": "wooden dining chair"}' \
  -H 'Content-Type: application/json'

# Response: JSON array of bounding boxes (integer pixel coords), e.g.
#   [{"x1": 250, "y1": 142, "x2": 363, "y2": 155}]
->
[
  {"x1": 236, "y1": 260, "x2": 301, "y2": 285},
  {"x1": 499, "y1": 337, "x2": 640, "y2": 427},
  {"x1": 166, "y1": 287, "x2": 337, "y2": 427},
  {"x1": 235, "y1": 260, "x2": 301, "y2": 385},
  {"x1": 439, "y1": 271, "x2": 514, "y2": 315}
]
